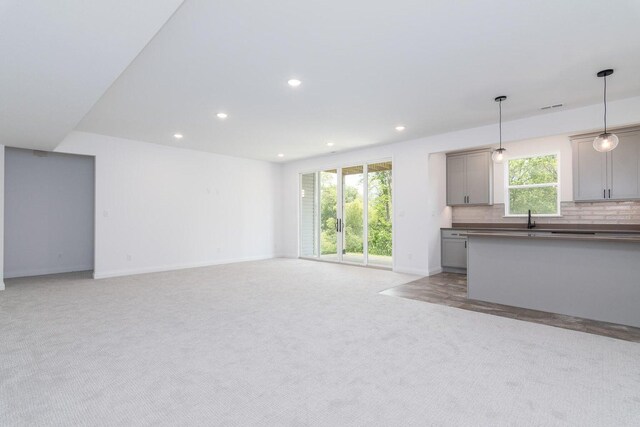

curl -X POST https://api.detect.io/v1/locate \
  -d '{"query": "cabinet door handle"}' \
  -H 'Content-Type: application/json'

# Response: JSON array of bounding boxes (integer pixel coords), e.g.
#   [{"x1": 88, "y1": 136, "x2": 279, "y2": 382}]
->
[
  {"x1": 604, "y1": 189, "x2": 606, "y2": 199},
  {"x1": 608, "y1": 189, "x2": 611, "y2": 199},
  {"x1": 464, "y1": 241, "x2": 467, "y2": 249}
]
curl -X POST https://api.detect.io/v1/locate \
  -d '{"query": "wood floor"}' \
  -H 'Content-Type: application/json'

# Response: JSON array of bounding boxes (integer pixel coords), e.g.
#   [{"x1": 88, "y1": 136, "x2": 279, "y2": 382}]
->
[{"x1": 380, "y1": 273, "x2": 640, "y2": 343}]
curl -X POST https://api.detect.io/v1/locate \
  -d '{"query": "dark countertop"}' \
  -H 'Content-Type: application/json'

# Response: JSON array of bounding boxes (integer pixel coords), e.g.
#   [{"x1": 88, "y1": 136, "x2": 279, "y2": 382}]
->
[
  {"x1": 462, "y1": 230, "x2": 640, "y2": 243},
  {"x1": 442, "y1": 223, "x2": 640, "y2": 234}
]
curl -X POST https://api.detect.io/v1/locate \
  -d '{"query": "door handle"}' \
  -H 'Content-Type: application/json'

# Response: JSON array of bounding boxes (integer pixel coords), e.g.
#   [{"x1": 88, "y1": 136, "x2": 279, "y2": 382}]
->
[
  {"x1": 604, "y1": 189, "x2": 606, "y2": 199},
  {"x1": 339, "y1": 218, "x2": 343, "y2": 232},
  {"x1": 336, "y1": 219, "x2": 339, "y2": 232}
]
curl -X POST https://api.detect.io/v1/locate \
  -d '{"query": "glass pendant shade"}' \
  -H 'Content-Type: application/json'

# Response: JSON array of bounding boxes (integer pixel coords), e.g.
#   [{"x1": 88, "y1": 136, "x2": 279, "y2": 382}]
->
[
  {"x1": 492, "y1": 148, "x2": 506, "y2": 163},
  {"x1": 493, "y1": 95, "x2": 508, "y2": 164},
  {"x1": 594, "y1": 69, "x2": 617, "y2": 153},
  {"x1": 593, "y1": 132, "x2": 619, "y2": 152}
]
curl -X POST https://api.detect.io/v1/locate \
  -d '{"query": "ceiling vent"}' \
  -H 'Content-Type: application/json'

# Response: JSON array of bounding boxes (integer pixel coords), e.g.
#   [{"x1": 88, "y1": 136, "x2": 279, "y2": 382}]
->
[{"x1": 540, "y1": 103, "x2": 564, "y2": 110}]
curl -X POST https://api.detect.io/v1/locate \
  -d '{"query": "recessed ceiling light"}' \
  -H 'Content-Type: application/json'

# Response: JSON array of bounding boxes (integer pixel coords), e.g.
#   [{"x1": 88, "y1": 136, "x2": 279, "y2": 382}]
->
[
  {"x1": 277, "y1": 153, "x2": 284, "y2": 158},
  {"x1": 287, "y1": 79, "x2": 302, "y2": 87},
  {"x1": 216, "y1": 112, "x2": 228, "y2": 119},
  {"x1": 395, "y1": 125, "x2": 406, "y2": 132},
  {"x1": 173, "y1": 133, "x2": 183, "y2": 139},
  {"x1": 327, "y1": 142, "x2": 334, "y2": 147}
]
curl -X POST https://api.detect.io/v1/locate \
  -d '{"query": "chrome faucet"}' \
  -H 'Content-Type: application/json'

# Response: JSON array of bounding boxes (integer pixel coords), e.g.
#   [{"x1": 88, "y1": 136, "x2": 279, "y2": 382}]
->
[{"x1": 527, "y1": 209, "x2": 536, "y2": 229}]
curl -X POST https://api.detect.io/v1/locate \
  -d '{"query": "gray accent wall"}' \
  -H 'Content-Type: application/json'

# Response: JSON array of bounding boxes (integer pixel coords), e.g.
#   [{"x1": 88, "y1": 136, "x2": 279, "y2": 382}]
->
[{"x1": 4, "y1": 148, "x2": 94, "y2": 278}]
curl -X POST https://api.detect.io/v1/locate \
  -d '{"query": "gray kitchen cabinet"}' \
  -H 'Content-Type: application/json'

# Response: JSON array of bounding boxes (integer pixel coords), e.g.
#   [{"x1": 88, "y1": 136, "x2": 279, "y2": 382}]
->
[
  {"x1": 609, "y1": 130, "x2": 640, "y2": 199},
  {"x1": 572, "y1": 126, "x2": 640, "y2": 202},
  {"x1": 446, "y1": 155, "x2": 466, "y2": 205},
  {"x1": 446, "y1": 150, "x2": 492, "y2": 206},
  {"x1": 441, "y1": 229, "x2": 467, "y2": 273},
  {"x1": 573, "y1": 138, "x2": 608, "y2": 201}
]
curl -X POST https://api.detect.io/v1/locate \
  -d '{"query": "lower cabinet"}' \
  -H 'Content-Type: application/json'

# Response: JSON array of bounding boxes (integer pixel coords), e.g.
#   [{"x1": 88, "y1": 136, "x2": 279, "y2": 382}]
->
[{"x1": 441, "y1": 230, "x2": 467, "y2": 273}]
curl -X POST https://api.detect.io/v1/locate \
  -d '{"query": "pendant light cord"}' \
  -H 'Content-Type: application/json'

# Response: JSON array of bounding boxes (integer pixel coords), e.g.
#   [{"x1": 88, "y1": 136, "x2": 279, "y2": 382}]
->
[
  {"x1": 499, "y1": 99, "x2": 503, "y2": 149},
  {"x1": 603, "y1": 75, "x2": 607, "y2": 134}
]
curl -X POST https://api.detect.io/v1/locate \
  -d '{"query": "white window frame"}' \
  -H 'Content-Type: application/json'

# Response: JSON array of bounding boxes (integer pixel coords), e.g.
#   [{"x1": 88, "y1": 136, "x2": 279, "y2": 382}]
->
[{"x1": 504, "y1": 152, "x2": 561, "y2": 217}]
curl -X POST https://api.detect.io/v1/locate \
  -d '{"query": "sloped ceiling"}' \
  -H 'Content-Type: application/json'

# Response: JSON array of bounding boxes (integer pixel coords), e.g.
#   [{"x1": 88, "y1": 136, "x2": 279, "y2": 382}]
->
[
  {"x1": 76, "y1": 0, "x2": 640, "y2": 161},
  {"x1": 0, "y1": 0, "x2": 184, "y2": 150},
  {"x1": 3, "y1": 1, "x2": 640, "y2": 161}
]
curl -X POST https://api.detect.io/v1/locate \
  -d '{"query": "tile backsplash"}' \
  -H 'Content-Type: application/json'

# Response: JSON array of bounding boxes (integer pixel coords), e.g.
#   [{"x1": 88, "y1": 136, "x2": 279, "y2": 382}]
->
[{"x1": 452, "y1": 201, "x2": 640, "y2": 225}]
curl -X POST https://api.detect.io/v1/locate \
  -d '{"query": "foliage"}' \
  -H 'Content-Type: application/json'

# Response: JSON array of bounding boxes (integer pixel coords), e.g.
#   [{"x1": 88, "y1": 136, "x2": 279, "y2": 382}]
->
[
  {"x1": 508, "y1": 155, "x2": 558, "y2": 215},
  {"x1": 367, "y1": 170, "x2": 392, "y2": 256},
  {"x1": 320, "y1": 172, "x2": 337, "y2": 254},
  {"x1": 319, "y1": 168, "x2": 393, "y2": 257},
  {"x1": 509, "y1": 186, "x2": 558, "y2": 215},
  {"x1": 508, "y1": 155, "x2": 557, "y2": 185}
]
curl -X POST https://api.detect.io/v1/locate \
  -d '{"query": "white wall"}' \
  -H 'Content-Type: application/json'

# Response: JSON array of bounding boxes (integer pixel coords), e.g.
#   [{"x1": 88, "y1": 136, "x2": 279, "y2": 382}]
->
[
  {"x1": 281, "y1": 96, "x2": 640, "y2": 276},
  {"x1": 0, "y1": 146, "x2": 4, "y2": 290},
  {"x1": 55, "y1": 131, "x2": 281, "y2": 279},
  {"x1": 427, "y1": 153, "x2": 451, "y2": 274},
  {"x1": 4, "y1": 148, "x2": 95, "y2": 278}
]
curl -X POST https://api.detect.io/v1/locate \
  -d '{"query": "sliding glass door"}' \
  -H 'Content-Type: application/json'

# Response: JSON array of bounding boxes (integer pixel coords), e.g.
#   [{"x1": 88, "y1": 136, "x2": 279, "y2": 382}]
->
[
  {"x1": 341, "y1": 165, "x2": 364, "y2": 264},
  {"x1": 320, "y1": 169, "x2": 339, "y2": 261},
  {"x1": 299, "y1": 160, "x2": 392, "y2": 267},
  {"x1": 367, "y1": 161, "x2": 393, "y2": 267}
]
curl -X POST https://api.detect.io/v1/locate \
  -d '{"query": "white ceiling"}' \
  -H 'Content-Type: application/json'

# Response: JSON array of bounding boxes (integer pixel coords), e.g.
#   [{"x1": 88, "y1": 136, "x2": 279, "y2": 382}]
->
[
  {"x1": 5, "y1": 1, "x2": 640, "y2": 160},
  {"x1": 0, "y1": 0, "x2": 184, "y2": 150}
]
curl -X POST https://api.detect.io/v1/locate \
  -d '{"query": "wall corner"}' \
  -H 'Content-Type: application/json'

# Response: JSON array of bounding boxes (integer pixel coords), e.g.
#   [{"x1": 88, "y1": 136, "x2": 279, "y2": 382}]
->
[{"x1": 0, "y1": 145, "x2": 4, "y2": 289}]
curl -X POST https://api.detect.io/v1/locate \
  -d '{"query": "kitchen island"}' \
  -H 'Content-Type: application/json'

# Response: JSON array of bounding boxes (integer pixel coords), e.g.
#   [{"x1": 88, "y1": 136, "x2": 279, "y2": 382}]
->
[{"x1": 466, "y1": 230, "x2": 640, "y2": 328}]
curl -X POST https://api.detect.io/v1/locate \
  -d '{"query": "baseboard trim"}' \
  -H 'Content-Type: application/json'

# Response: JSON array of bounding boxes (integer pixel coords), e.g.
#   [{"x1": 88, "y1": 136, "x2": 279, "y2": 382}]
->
[
  {"x1": 4, "y1": 265, "x2": 94, "y2": 279},
  {"x1": 93, "y1": 255, "x2": 275, "y2": 279},
  {"x1": 0, "y1": 280, "x2": 4, "y2": 291},
  {"x1": 428, "y1": 267, "x2": 443, "y2": 276}
]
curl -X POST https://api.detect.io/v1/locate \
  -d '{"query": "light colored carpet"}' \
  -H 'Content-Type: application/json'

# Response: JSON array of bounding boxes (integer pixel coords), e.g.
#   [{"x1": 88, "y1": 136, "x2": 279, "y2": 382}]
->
[{"x1": 1, "y1": 259, "x2": 639, "y2": 426}]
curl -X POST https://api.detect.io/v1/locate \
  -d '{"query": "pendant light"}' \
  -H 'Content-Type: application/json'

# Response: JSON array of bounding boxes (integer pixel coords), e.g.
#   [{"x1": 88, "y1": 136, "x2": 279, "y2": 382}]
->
[
  {"x1": 492, "y1": 96, "x2": 507, "y2": 163},
  {"x1": 593, "y1": 69, "x2": 618, "y2": 152}
]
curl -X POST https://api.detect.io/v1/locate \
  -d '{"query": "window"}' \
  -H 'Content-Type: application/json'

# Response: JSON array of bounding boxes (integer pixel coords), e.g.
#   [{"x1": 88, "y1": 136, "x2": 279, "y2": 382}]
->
[{"x1": 505, "y1": 154, "x2": 559, "y2": 216}]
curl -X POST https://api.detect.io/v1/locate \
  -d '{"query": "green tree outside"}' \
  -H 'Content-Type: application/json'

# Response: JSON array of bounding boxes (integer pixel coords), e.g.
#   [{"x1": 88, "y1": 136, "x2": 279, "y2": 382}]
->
[
  {"x1": 508, "y1": 155, "x2": 558, "y2": 215},
  {"x1": 319, "y1": 168, "x2": 392, "y2": 257}
]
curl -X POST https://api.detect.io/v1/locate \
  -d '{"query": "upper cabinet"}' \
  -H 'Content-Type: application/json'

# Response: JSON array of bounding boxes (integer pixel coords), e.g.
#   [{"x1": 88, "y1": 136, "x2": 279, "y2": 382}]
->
[
  {"x1": 572, "y1": 126, "x2": 640, "y2": 202},
  {"x1": 446, "y1": 150, "x2": 493, "y2": 206}
]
